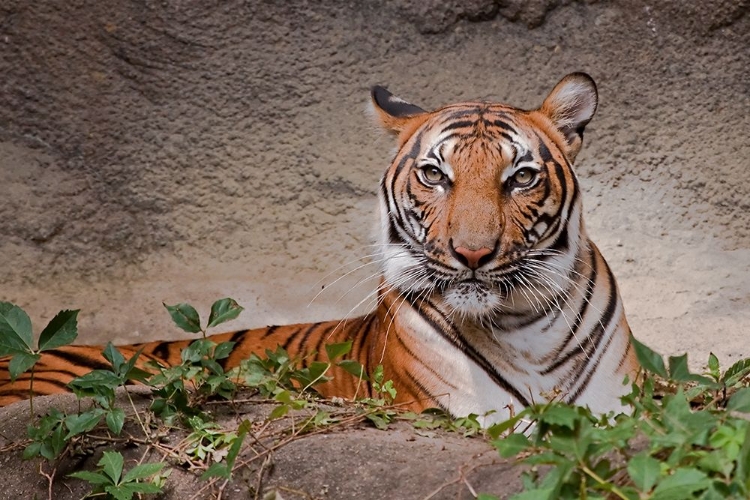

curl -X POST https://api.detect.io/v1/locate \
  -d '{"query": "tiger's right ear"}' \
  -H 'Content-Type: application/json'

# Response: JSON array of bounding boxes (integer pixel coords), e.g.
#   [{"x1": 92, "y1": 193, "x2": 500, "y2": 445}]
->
[{"x1": 370, "y1": 86, "x2": 430, "y2": 146}]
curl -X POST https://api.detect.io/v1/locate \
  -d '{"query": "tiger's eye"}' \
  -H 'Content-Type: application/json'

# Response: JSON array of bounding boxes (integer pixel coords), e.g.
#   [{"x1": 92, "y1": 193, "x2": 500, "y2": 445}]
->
[
  {"x1": 422, "y1": 166, "x2": 445, "y2": 184},
  {"x1": 512, "y1": 168, "x2": 536, "y2": 186}
]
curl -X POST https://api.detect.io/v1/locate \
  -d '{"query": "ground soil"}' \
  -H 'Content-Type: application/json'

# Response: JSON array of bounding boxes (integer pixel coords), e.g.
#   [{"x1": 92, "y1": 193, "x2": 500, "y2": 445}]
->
[{"x1": 0, "y1": 0, "x2": 748, "y2": 498}]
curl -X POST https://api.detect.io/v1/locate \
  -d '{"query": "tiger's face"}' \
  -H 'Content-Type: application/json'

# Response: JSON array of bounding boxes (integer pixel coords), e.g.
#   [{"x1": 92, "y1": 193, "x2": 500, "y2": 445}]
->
[{"x1": 371, "y1": 74, "x2": 598, "y2": 318}]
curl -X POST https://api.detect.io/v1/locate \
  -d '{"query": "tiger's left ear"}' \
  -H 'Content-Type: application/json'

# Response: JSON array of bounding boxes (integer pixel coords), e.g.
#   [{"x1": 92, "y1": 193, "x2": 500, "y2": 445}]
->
[
  {"x1": 370, "y1": 86, "x2": 430, "y2": 147},
  {"x1": 539, "y1": 73, "x2": 598, "y2": 161}
]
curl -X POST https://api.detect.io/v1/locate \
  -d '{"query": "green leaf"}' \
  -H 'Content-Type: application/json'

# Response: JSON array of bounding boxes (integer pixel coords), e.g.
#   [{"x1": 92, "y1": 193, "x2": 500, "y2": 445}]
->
[
  {"x1": 201, "y1": 419, "x2": 251, "y2": 480},
  {"x1": 201, "y1": 463, "x2": 230, "y2": 480},
  {"x1": 37, "y1": 309, "x2": 79, "y2": 351},
  {"x1": 632, "y1": 336, "x2": 668, "y2": 378},
  {"x1": 122, "y1": 462, "x2": 165, "y2": 483},
  {"x1": 65, "y1": 409, "x2": 105, "y2": 439},
  {"x1": 104, "y1": 483, "x2": 133, "y2": 500},
  {"x1": 111, "y1": 482, "x2": 163, "y2": 497},
  {"x1": 539, "y1": 405, "x2": 579, "y2": 429},
  {"x1": 707, "y1": 352, "x2": 720, "y2": 380},
  {"x1": 68, "y1": 470, "x2": 113, "y2": 486},
  {"x1": 163, "y1": 302, "x2": 201, "y2": 333},
  {"x1": 508, "y1": 488, "x2": 556, "y2": 500},
  {"x1": 225, "y1": 420, "x2": 250, "y2": 468},
  {"x1": 650, "y1": 467, "x2": 710, "y2": 499},
  {"x1": 627, "y1": 452, "x2": 660, "y2": 492},
  {"x1": 99, "y1": 450, "x2": 124, "y2": 485},
  {"x1": 486, "y1": 412, "x2": 528, "y2": 439},
  {"x1": 207, "y1": 298, "x2": 244, "y2": 328},
  {"x1": 0, "y1": 302, "x2": 34, "y2": 354},
  {"x1": 338, "y1": 359, "x2": 369, "y2": 380},
  {"x1": 727, "y1": 388, "x2": 750, "y2": 413},
  {"x1": 102, "y1": 342, "x2": 125, "y2": 372},
  {"x1": 667, "y1": 353, "x2": 717, "y2": 386},
  {"x1": 106, "y1": 408, "x2": 126, "y2": 435},
  {"x1": 269, "y1": 404, "x2": 289, "y2": 420},
  {"x1": 325, "y1": 341, "x2": 352, "y2": 361},
  {"x1": 8, "y1": 351, "x2": 40, "y2": 381},
  {"x1": 723, "y1": 358, "x2": 750, "y2": 386},
  {"x1": 492, "y1": 433, "x2": 531, "y2": 458},
  {"x1": 22, "y1": 442, "x2": 42, "y2": 460},
  {"x1": 120, "y1": 348, "x2": 149, "y2": 381},
  {"x1": 69, "y1": 370, "x2": 122, "y2": 392},
  {"x1": 213, "y1": 341, "x2": 236, "y2": 360}
]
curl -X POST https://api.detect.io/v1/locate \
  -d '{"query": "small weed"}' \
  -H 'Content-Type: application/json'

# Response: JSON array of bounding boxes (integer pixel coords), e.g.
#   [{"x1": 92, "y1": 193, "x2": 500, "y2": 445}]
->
[
  {"x1": 482, "y1": 336, "x2": 750, "y2": 500},
  {"x1": 0, "y1": 302, "x2": 79, "y2": 415},
  {"x1": 68, "y1": 450, "x2": 166, "y2": 500}
]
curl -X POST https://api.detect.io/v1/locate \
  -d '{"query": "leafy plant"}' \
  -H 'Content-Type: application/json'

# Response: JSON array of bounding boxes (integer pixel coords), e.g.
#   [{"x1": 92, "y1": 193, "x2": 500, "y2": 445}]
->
[
  {"x1": 148, "y1": 298, "x2": 244, "y2": 421},
  {"x1": 357, "y1": 364, "x2": 399, "y2": 430},
  {"x1": 484, "y1": 338, "x2": 750, "y2": 500},
  {"x1": 0, "y1": 302, "x2": 79, "y2": 414},
  {"x1": 68, "y1": 450, "x2": 166, "y2": 500}
]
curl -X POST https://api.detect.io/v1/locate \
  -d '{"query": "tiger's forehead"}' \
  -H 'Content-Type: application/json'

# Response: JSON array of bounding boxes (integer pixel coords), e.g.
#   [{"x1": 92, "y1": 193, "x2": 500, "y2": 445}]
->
[{"x1": 416, "y1": 105, "x2": 539, "y2": 168}]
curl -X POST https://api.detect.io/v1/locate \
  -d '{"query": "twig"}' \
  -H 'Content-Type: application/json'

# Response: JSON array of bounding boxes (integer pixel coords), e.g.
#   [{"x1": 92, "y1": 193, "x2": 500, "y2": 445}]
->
[
  {"x1": 38, "y1": 461, "x2": 56, "y2": 500},
  {"x1": 124, "y1": 386, "x2": 151, "y2": 439},
  {"x1": 253, "y1": 455, "x2": 272, "y2": 500}
]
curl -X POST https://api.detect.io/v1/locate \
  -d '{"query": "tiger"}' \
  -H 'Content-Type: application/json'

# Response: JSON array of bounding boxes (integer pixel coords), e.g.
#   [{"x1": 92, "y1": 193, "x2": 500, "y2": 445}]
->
[{"x1": 0, "y1": 73, "x2": 638, "y2": 424}]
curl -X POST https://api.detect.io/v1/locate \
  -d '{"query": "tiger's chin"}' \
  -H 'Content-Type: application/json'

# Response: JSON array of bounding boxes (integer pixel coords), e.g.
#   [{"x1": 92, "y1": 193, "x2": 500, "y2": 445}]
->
[{"x1": 442, "y1": 280, "x2": 503, "y2": 319}]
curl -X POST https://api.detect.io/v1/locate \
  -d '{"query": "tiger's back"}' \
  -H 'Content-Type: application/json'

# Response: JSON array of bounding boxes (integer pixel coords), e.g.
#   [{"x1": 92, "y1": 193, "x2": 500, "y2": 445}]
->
[{"x1": 0, "y1": 73, "x2": 638, "y2": 422}]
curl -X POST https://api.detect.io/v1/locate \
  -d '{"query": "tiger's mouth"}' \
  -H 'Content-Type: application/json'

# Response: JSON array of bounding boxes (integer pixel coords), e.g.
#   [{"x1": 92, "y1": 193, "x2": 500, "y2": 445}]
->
[
  {"x1": 442, "y1": 278, "x2": 505, "y2": 317},
  {"x1": 420, "y1": 254, "x2": 531, "y2": 317}
]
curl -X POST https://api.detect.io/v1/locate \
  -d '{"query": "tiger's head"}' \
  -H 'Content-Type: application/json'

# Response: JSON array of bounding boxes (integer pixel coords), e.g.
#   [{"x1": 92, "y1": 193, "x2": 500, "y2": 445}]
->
[{"x1": 371, "y1": 73, "x2": 598, "y2": 319}]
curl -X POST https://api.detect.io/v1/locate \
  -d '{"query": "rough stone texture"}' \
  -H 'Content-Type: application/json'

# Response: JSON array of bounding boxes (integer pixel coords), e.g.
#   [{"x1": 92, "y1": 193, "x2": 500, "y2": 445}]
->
[{"x1": 0, "y1": 389, "x2": 521, "y2": 499}]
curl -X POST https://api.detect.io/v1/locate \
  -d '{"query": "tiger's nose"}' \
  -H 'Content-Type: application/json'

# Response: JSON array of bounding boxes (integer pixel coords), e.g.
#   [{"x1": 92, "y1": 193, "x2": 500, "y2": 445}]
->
[{"x1": 451, "y1": 243, "x2": 495, "y2": 270}]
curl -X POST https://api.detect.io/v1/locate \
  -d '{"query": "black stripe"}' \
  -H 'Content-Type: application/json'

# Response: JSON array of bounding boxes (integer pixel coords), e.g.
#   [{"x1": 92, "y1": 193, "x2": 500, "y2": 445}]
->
[
  {"x1": 617, "y1": 337, "x2": 633, "y2": 369},
  {"x1": 407, "y1": 370, "x2": 449, "y2": 412},
  {"x1": 389, "y1": 132, "x2": 424, "y2": 211},
  {"x1": 229, "y1": 329, "x2": 250, "y2": 344},
  {"x1": 541, "y1": 246, "x2": 598, "y2": 374},
  {"x1": 45, "y1": 349, "x2": 112, "y2": 372},
  {"x1": 392, "y1": 329, "x2": 458, "y2": 391},
  {"x1": 296, "y1": 323, "x2": 322, "y2": 356},
  {"x1": 262, "y1": 325, "x2": 280, "y2": 339},
  {"x1": 568, "y1": 263, "x2": 621, "y2": 401},
  {"x1": 516, "y1": 150, "x2": 534, "y2": 163},
  {"x1": 440, "y1": 120, "x2": 476, "y2": 132},
  {"x1": 280, "y1": 327, "x2": 304, "y2": 350},
  {"x1": 150, "y1": 342, "x2": 172, "y2": 362},
  {"x1": 411, "y1": 296, "x2": 531, "y2": 407},
  {"x1": 537, "y1": 137, "x2": 554, "y2": 163},
  {"x1": 311, "y1": 323, "x2": 336, "y2": 365},
  {"x1": 488, "y1": 119, "x2": 519, "y2": 136}
]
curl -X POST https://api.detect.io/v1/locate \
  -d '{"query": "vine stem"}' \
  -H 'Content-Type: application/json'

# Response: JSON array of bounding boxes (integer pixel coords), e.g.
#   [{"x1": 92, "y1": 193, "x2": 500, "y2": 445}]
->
[
  {"x1": 29, "y1": 364, "x2": 35, "y2": 417},
  {"x1": 579, "y1": 462, "x2": 630, "y2": 500},
  {"x1": 124, "y1": 386, "x2": 150, "y2": 439}
]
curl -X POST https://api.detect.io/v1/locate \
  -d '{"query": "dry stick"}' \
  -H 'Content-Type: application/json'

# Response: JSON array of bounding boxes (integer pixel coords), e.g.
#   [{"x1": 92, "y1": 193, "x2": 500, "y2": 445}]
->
[
  {"x1": 187, "y1": 400, "x2": 410, "y2": 500},
  {"x1": 38, "y1": 461, "x2": 56, "y2": 500},
  {"x1": 421, "y1": 450, "x2": 502, "y2": 500},
  {"x1": 216, "y1": 477, "x2": 231, "y2": 500},
  {"x1": 86, "y1": 433, "x2": 201, "y2": 469},
  {"x1": 277, "y1": 485, "x2": 316, "y2": 499},
  {"x1": 253, "y1": 455, "x2": 272, "y2": 500},
  {"x1": 123, "y1": 386, "x2": 151, "y2": 440}
]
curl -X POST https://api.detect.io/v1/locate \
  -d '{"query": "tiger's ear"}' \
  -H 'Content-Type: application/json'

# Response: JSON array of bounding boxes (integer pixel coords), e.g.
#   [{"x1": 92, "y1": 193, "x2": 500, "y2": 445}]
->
[
  {"x1": 539, "y1": 73, "x2": 598, "y2": 161},
  {"x1": 370, "y1": 86, "x2": 430, "y2": 146}
]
